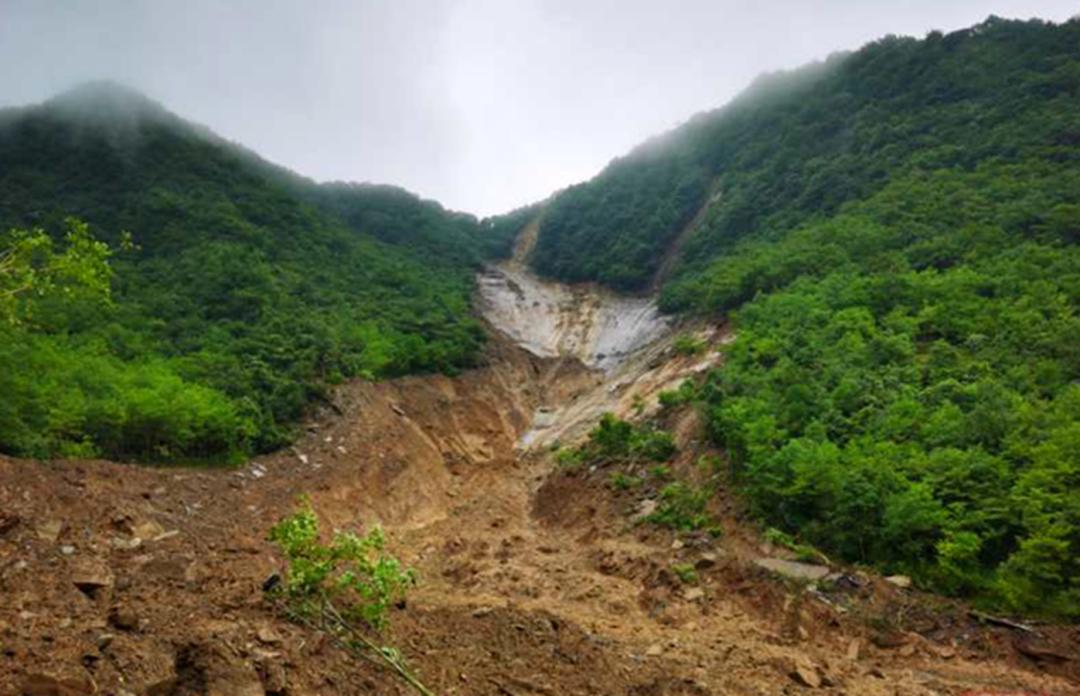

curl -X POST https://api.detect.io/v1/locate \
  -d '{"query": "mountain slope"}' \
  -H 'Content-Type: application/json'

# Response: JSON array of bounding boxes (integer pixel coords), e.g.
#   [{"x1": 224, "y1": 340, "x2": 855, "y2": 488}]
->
[
  {"x1": 500, "y1": 17, "x2": 1080, "y2": 617},
  {"x1": 0, "y1": 82, "x2": 493, "y2": 462},
  {"x1": 525, "y1": 17, "x2": 1080, "y2": 293}
]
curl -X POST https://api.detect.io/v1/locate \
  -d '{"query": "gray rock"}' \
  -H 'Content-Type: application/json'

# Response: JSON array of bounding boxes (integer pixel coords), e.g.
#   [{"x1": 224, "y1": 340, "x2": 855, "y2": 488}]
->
[{"x1": 754, "y1": 557, "x2": 830, "y2": 581}]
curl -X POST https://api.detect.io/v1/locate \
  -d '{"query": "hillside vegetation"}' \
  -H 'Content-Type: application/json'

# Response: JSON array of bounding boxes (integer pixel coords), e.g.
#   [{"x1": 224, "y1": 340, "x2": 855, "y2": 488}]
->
[
  {"x1": 0, "y1": 83, "x2": 496, "y2": 463},
  {"x1": 524, "y1": 17, "x2": 1080, "y2": 616}
]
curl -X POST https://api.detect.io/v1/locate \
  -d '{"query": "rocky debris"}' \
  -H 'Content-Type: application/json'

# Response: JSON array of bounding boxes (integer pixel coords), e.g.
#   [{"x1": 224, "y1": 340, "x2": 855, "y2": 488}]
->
[
  {"x1": 255, "y1": 625, "x2": 283, "y2": 645},
  {"x1": 754, "y1": 558, "x2": 830, "y2": 582},
  {"x1": 884, "y1": 574, "x2": 911, "y2": 588},
  {"x1": 633, "y1": 499, "x2": 658, "y2": 521},
  {"x1": 871, "y1": 630, "x2": 910, "y2": 649},
  {"x1": 645, "y1": 643, "x2": 664, "y2": 657},
  {"x1": 789, "y1": 657, "x2": 822, "y2": 688},
  {"x1": 694, "y1": 552, "x2": 720, "y2": 570},
  {"x1": 36, "y1": 519, "x2": 63, "y2": 543},
  {"x1": 846, "y1": 638, "x2": 861, "y2": 661},
  {"x1": 132, "y1": 520, "x2": 166, "y2": 541},
  {"x1": 1014, "y1": 636, "x2": 1074, "y2": 663},
  {"x1": 684, "y1": 587, "x2": 705, "y2": 602},
  {"x1": 70, "y1": 558, "x2": 114, "y2": 598},
  {"x1": 109, "y1": 606, "x2": 140, "y2": 632},
  {"x1": 110, "y1": 536, "x2": 142, "y2": 550}
]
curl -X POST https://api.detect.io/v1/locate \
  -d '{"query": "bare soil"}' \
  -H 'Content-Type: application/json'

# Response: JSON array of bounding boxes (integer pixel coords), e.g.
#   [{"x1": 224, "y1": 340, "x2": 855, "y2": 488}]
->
[{"x1": 1, "y1": 311, "x2": 1077, "y2": 695}]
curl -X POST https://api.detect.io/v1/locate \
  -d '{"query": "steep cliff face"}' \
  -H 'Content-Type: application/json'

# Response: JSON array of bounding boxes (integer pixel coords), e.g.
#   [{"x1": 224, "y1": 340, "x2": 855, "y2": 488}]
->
[{"x1": 477, "y1": 218, "x2": 670, "y2": 371}]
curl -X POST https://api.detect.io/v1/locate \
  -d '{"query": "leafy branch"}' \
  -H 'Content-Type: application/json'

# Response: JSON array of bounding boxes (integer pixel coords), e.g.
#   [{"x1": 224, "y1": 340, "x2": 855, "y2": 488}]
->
[{"x1": 267, "y1": 498, "x2": 436, "y2": 696}]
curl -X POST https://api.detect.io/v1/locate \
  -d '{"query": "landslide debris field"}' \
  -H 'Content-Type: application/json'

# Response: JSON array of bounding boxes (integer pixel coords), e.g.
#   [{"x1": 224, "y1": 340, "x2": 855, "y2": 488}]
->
[{"x1": 1, "y1": 254, "x2": 1077, "y2": 696}]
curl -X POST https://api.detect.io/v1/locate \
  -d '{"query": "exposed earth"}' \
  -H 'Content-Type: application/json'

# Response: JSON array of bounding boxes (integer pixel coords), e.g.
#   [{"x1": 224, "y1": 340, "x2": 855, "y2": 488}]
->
[{"x1": 1, "y1": 252, "x2": 1077, "y2": 696}]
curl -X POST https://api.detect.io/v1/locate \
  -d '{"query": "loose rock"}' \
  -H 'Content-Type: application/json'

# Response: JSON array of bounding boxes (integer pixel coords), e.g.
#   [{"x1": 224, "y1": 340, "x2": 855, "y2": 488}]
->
[{"x1": 754, "y1": 558, "x2": 830, "y2": 581}]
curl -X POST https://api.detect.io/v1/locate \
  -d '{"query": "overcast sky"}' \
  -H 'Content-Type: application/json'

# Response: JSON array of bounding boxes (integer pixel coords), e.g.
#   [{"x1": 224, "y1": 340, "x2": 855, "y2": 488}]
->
[{"x1": 1, "y1": 1, "x2": 1076, "y2": 215}]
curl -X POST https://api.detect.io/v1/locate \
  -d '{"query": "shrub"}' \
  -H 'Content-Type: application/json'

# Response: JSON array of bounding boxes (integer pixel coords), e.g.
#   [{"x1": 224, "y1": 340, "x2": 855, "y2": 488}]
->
[
  {"x1": 646, "y1": 482, "x2": 721, "y2": 536},
  {"x1": 267, "y1": 499, "x2": 433, "y2": 695},
  {"x1": 673, "y1": 334, "x2": 707, "y2": 356}
]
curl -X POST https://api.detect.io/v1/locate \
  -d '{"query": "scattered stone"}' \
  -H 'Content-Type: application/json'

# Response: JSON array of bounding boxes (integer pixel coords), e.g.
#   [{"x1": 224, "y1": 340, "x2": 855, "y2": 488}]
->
[
  {"x1": 790, "y1": 659, "x2": 822, "y2": 688},
  {"x1": 59, "y1": 545, "x2": 76, "y2": 556},
  {"x1": 256, "y1": 625, "x2": 283, "y2": 645},
  {"x1": 133, "y1": 520, "x2": 166, "y2": 540},
  {"x1": 645, "y1": 643, "x2": 664, "y2": 657},
  {"x1": 336, "y1": 445, "x2": 347, "y2": 455},
  {"x1": 36, "y1": 519, "x2": 63, "y2": 543},
  {"x1": 694, "y1": 552, "x2": 719, "y2": 570},
  {"x1": 109, "y1": 607, "x2": 139, "y2": 631},
  {"x1": 846, "y1": 638, "x2": 861, "y2": 661},
  {"x1": 72, "y1": 559, "x2": 114, "y2": 598},
  {"x1": 391, "y1": 404, "x2": 406, "y2": 417},
  {"x1": 671, "y1": 539, "x2": 685, "y2": 550},
  {"x1": 754, "y1": 558, "x2": 830, "y2": 582},
  {"x1": 684, "y1": 587, "x2": 705, "y2": 602},
  {"x1": 471, "y1": 606, "x2": 495, "y2": 618},
  {"x1": 633, "y1": 499, "x2": 658, "y2": 521},
  {"x1": 885, "y1": 574, "x2": 911, "y2": 588},
  {"x1": 152, "y1": 530, "x2": 180, "y2": 543},
  {"x1": 261, "y1": 573, "x2": 282, "y2": 593},
  {"x1": 936, "y1": 645, "x2": 956, "y2": 659},
  {"x1": 871, "y1": 631, "x2": 908, "y2": 649},
  {"x1": 110, "y1": 536, "x2": 142, "y2": 551},
  {"x1": 297, "y1": 453, "x2": 309, "y2": 465}
]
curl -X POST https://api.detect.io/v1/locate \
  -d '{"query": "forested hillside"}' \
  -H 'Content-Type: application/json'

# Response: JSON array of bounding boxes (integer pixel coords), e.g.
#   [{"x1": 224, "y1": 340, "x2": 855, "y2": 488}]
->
[
  {"x1": 527, "y1": 17, "x2": 1080, "y2": 292},
  {"x1": 518, "y1": 17, "x2": 1080, "y2": 617},
  {"x1": 0, "y1": 82, "x2": 495, "y2": 463}
]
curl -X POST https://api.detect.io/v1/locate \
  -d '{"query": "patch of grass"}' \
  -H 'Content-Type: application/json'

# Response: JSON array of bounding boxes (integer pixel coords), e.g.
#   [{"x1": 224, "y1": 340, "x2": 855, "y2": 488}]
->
[
  {"x1": 609, "y1": 472, "x2": 643, "y2": 491},
  {"x1": 648, "y1": 464, "x2": 673, "y2": 481},
  {"x1": 671, "y1": 563, "x2": 699, "y2": 585},
  {"x1": 764, "y1": 527, "x2": 829, "y2": 564},
  {"x1": 556, "y1": 446, "x2": 585, "y2": 472}
]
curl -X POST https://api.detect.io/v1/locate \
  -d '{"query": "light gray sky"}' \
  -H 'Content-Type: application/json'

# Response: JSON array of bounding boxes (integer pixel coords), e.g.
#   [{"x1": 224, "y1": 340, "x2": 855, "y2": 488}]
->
[{"x1": 1, "y1": 1, "x2": 1076, "y2": 215}]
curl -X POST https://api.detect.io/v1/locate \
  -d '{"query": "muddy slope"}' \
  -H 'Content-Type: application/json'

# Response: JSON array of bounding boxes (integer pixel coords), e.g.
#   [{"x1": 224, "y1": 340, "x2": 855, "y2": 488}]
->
[{"x1": 1, "y1": 271, "x2": 1077, "y2": 694}]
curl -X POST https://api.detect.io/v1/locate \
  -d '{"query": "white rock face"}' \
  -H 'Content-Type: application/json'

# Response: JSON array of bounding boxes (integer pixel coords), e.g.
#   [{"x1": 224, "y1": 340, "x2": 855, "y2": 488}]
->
[
  {"x1": 477, "y1": 262, "x2": 669, "y2": 371},
  {"x1": 477, "y1": 217, "x2": 670, "y2": 370}
]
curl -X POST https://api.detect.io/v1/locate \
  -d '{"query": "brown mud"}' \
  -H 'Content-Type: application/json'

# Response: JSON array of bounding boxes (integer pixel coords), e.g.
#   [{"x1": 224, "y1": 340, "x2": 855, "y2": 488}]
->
[{"x1": 1, "y1": 311, "x2": 1077, "y2": 695}]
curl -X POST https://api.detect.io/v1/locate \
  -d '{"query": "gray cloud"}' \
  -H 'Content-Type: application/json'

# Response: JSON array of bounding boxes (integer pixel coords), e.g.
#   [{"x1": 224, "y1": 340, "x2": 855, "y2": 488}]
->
[{"x1": 1, "y1": 0, "x2": 1076, "y2": 215}]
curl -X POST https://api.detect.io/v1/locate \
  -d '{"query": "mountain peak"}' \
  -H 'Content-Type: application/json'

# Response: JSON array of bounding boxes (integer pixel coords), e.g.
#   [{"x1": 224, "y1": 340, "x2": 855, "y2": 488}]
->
[{"x1": 44, "y1": 80, "x2": 173, "y2": 129}]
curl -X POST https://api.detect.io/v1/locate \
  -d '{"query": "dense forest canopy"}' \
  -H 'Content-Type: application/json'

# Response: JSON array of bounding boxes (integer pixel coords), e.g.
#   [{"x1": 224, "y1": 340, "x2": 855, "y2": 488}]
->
[
  {"x1": 526, "y1": 17, "x2": 1080, "y2": 293},
  {"x1": 512, "y1": 16, "x2": 1080, "y2": 617},
  {"x1": 0, "y1": 82, "x2": 502, "y2": 463}
]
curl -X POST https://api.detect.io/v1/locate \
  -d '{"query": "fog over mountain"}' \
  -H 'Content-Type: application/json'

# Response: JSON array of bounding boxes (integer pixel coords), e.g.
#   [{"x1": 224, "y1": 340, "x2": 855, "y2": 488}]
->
[{"x1": 1, "y1": 0, "x2": 1077, "y2": 214}]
